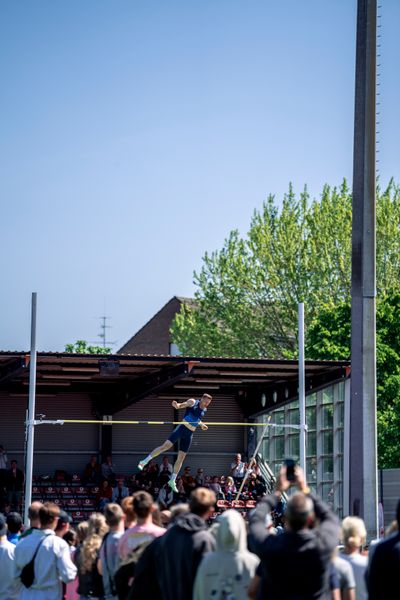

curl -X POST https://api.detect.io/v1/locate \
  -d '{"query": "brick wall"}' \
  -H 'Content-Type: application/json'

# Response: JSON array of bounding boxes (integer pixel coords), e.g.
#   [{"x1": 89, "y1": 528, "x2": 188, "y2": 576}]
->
[{"x1": 118, "y1": 297, "x2": 183, "y2": 355}]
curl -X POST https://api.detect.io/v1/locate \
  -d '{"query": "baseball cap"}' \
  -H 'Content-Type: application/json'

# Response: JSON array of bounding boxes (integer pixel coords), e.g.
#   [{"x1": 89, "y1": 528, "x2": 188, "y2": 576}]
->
[
  {"x1": 0, "y1": 514, "x2": 6, "y2": 537},
  {"x1": 55, "y1": 510, "x2": 72, "y2": 530}
]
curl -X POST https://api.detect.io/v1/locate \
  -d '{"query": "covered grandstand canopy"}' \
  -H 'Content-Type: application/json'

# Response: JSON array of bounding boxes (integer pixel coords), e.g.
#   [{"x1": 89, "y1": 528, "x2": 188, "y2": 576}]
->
[{"x1": 0, "y1": 351, "x2": 349, "y2": 417}]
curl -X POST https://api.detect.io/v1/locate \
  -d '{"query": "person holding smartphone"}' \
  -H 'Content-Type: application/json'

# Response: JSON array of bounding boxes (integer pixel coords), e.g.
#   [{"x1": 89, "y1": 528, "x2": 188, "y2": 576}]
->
[{"x1": 248, "y1": 462, "x2": 339, "y2": 599}]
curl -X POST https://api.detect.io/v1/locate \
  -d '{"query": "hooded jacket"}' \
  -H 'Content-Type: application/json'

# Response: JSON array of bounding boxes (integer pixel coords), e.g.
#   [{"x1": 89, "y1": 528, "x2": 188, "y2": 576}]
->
[
  {"x1": 156, "y1": 512, "x2": 216, "y2": 600},
  {"x1": 193, "y1": 509, "x2": 260, "y2": 600}
]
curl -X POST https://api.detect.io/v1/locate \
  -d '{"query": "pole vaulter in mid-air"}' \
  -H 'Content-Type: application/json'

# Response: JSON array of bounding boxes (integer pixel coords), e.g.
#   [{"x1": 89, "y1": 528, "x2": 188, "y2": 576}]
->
[{"x1": 138, "y1": 393, "x2": 212, "y2": 492}]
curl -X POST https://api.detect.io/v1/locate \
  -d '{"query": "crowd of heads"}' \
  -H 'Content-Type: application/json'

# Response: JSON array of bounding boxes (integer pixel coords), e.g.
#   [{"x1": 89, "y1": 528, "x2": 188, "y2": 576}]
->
[{"x1": 2, "y1": 449, "x2": 400, "y2": 599}]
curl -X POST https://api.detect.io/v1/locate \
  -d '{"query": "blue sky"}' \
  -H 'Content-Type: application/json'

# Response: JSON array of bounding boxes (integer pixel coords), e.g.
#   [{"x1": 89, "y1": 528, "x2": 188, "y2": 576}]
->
[{"x1": 1, "y1": 0, "x2": 399, "y2": 352}]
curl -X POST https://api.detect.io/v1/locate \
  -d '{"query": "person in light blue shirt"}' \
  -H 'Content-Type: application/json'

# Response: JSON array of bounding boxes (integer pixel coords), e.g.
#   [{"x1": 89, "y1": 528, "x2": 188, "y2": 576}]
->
[
  {"x1": 111, "y1": 480, "x2": 129, "y2": 504},
  {"x1": 13, "y1": 502, "x2": 77, "y2": 600},
  {"x1": 138, "y1": 394, "x2": 212, "y2": 492},
  {"x1": 0, "y1": 513, "x2": 20, "y2": 600}
]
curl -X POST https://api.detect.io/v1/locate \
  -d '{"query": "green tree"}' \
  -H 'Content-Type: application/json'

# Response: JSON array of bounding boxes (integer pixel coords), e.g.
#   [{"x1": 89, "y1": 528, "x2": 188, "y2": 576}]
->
[
  {"x1": 307, "y1": 294, "x2": 400, "y2": 468},
  {"x1": 172, "y1": 179, "x2": 400, "y2": 466},
  {"x1": 65, "y1": 340, "x2": 111, "y2": 354},
  {"x1": 172, "y1": 179, "x2": 400, "y2": 358}
]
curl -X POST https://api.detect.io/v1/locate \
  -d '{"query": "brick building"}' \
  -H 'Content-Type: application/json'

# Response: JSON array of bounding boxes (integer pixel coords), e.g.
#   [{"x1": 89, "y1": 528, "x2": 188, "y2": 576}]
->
[{"x1": 118, "y1": 296, "x2": 195, "y2": 355}]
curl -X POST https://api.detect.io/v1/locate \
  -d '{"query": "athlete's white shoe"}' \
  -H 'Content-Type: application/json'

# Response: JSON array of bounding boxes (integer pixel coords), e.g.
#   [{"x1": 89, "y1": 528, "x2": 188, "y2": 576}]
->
[
  {"x1": 168, "y1": 478, "x2": 178, "y2": 493},
  {"x1": 138, "y1": 461, "x2": 146, "y2": 471}
]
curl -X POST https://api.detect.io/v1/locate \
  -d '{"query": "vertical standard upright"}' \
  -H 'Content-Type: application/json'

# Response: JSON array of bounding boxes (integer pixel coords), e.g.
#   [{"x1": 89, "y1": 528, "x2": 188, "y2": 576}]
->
[
  {"x1": 298, "y1": 302, "x2": 306, "y2": 478},
  {"x1": 350, "y1": 0, "x2": 378, "y2": 537},
  {"x1": 24, "y1": 292, "x2": 38, "y2": 526}
]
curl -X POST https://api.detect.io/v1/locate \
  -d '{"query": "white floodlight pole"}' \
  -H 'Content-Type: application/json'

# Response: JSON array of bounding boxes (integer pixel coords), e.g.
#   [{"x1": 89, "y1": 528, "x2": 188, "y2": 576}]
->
[
  {"x1": 298, "y1": 302, "x2": 306, "y2": 478},
  {"x1": 24, "y1": 293, "x2": 38, "y2": 526}
]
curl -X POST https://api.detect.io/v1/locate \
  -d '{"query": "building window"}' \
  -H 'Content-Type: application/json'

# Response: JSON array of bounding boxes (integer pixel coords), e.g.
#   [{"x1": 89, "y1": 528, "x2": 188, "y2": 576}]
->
[{"x1": 254, "y1": 381, "x2": 345, "y2": 515}]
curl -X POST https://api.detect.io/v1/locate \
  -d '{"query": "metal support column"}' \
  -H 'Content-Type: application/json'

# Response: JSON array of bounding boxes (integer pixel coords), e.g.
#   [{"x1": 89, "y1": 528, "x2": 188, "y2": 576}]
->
[
  {"x1": 298, "y1": 302, "x2": 306, "y2": 478},
  {"x1": 24, "y1": 293, "x2": 38, "y2": 526},
  {"x1": 350, "y1": 0, "x2": 378, "y2": 538}
]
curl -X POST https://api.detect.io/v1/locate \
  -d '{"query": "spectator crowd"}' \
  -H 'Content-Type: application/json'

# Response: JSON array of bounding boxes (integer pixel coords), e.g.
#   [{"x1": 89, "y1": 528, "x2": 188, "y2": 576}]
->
[{"x1": 1, "y1": 448, "x2": 399, "y2": 599}]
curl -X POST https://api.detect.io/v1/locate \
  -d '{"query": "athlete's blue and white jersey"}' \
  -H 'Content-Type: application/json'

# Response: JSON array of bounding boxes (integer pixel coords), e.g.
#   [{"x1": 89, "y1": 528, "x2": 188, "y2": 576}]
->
[{"x1": 182, "y1": 399, "x2": 207, "y2": 428}]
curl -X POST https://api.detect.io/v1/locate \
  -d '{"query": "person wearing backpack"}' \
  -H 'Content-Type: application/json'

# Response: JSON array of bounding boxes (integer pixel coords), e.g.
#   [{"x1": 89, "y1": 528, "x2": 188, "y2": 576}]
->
[
  {"x1": 115, "y1": 491, "x2": 165, "y2": 599},
  {"x1": 98, "y1": 503, "x2": 125, "y2": 599},
  {"x1": 13, "y1": 502, "x2": 77, "y2": 600}
]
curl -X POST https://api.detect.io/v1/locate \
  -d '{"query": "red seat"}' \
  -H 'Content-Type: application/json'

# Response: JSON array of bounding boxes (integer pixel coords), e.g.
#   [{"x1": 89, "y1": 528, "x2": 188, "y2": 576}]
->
[
  {"x1": 245, "y1": 500, "x2": 257, "y2": 508},
  {"x1": 91, "y1": 487, "x2": 100, "y2": 496},
  {"x1": 231, "y1": 500, "x2": 245, "y2": 509},
  {"x1": 32, "y1": 486, "x2": 42, "y2": 496},
  {"x1": 66, "y1": 498, "x2": 80, "y2": 508},
  {"x1": 82, "y1": 498, "x2": 95, "y2": 509},
  {"x1": 72, "y1": 511, "x2": 85, "y2": 522},
  {"x1": 43, "y1": 487, "x2": 58, "y2": 497},
  {"x1": 71, "y1": 474, "x2": 81, "y2": 483},
  {"x1": 53, "y1": 498, "x2": 65, "y2": 508},
  {"x1": 75, "y1": 487, "x2": 88, "y2": 496},
  {"x1": 216, "y1": 499, "x2": 231, "y2": 509},
  {"x1": 59, "y1": 486, "x2": 73, "y2": 497}
]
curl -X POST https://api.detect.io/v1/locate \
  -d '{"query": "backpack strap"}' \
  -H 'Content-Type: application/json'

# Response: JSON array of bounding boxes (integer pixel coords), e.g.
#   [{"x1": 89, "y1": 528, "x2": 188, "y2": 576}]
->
[{"x1": 31, "y1": 533, "x2": 50, "y2": 561}]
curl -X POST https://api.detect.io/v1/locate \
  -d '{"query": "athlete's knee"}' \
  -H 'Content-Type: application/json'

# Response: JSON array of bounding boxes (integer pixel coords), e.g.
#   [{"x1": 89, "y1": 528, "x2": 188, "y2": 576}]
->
[{"x1": 176, "y1": 452, "x2": 186, "y2": 465}]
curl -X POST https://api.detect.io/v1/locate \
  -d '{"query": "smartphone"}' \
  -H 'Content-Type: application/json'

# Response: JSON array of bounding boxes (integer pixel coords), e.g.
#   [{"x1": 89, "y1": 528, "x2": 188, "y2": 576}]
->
[{"x1": 285, "y1": 458, "x2": 296, "y2": 482}]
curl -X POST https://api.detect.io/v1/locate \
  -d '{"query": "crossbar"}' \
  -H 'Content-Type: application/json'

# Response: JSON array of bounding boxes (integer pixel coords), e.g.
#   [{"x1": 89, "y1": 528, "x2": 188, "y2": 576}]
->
[{"x1": 28, "y1": 418, "x2": 304, "y2": 429}]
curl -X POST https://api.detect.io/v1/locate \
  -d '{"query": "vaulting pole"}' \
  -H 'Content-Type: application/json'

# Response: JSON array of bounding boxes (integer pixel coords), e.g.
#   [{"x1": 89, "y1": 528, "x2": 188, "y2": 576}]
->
[
  {"x1": 24, "y1": 293, "x2": 38, "y2": 526},
  {"x1": 235, "y1": 416, "x2": 271, "y2": 501}
]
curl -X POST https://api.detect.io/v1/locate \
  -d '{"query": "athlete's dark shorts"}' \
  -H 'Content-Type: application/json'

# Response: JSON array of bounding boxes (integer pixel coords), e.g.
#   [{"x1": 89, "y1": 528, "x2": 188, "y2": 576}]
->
[{"x1": 168, "y1": 424, "x2": 194, "y2": 453}]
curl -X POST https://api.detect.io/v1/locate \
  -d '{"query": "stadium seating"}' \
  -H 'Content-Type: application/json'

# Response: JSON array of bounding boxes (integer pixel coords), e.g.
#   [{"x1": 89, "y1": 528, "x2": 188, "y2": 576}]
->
[
  {"x1": 72, "y1": 511, "x2": 85, "y2": 522},
  {"x1": 246, "y1": 500, "x2": 257, "y2": 508},
  {"x1": 30, "y1": 470, "x2": 261, "y2": 526},
  {"x1": 81, "y1": 498, "x2": 96, "y2": 510}
]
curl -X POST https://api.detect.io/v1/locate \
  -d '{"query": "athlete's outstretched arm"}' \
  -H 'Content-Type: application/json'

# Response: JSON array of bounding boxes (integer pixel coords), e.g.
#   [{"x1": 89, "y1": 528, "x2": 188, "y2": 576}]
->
[{"x1": 172, "y1": 398, "x2": 196, "y2": 409}]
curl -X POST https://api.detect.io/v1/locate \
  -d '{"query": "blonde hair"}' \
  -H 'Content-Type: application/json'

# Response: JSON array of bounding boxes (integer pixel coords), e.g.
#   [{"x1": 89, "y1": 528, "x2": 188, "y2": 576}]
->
[
  {"x1": 76, "y1": 521, "x2": 89, "y2": 544},
  {"x1": 226, "y1": 476, "x2": 234, "y2": 486},
  {"x1": 189, "y1": 488, "x2": 216, "y2": 516},
  {"x1": 341, "y1": 516, "x2": 367, "y2": 550},
  {"x1": 79, "y1": 513, "x2": 108, "y2": 574}
]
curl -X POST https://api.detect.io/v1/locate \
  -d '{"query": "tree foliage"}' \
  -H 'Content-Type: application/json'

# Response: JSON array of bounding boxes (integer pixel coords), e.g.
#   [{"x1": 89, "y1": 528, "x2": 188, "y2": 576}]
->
[
  {"x1": 307, "y1": 295, "x2": 400, "y2": 468},
  {"x1": 171, "y1": 179, "x2": 400, "y2": 358},
  {"x1": 171, "y1": 179, "x2": 400, "y2": 467},
  {"x1": 65, "y1": 340, "x2": 111, "y2": 355}
]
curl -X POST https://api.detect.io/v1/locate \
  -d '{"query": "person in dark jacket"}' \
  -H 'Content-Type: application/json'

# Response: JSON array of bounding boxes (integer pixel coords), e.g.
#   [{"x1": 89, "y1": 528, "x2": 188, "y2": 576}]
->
[
  {"x1": 366, "y1": 498, "x2": 400, "y2": 600},
  {"x1": 155, "y1": 488, "x2": 216, "y2": 600},
  {"x1": 6, "y1": 460, "x2": 24, "y2": 510},
  {"x1": 249, "y1": 465, "x2": 339, "y2": 600},
  {"x1": 128, "y1": 503, "x2": 190, "y2": 600}
]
